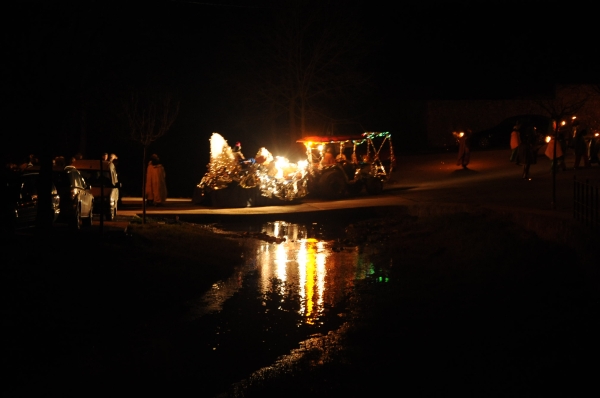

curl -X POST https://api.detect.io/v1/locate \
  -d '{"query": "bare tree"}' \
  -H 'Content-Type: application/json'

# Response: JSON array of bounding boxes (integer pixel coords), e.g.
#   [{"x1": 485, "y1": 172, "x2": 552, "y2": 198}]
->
[
  {"x1": 3, "y1": 3, "x2": 111, "y2": 233},
  {"x1": 234, "y1": 0, "x2": 372, "y2": 144},
  {"x1": 536, "y1": 85, "x2": 589, "y2": 125},
  {"x1": 124, "y1": 90, "x2": 180, "y2": 223},
  {"x1": 536, "y1": 84, "x2": 590, "y2": 208}
]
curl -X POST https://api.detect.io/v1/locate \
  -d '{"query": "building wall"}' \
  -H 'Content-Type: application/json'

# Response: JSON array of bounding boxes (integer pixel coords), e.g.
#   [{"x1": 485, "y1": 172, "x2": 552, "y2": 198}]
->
[
  {"x1": 425, "y1": 99, "x2": 541, "y2": 148},
  {"x1": 424, "y1": 85, "x2": 600, "y2": 149}
]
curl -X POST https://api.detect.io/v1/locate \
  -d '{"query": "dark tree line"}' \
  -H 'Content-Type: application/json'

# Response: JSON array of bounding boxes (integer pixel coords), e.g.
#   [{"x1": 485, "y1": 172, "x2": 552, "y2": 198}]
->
[{"x1": 227, "y1": 0, "x2": 374, "y2": 146}]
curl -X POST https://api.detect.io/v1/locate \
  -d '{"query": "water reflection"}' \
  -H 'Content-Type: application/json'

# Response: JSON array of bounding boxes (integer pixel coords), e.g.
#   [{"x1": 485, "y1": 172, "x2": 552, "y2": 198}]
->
[
  {"x1": 186, "y1": 220, "x2": 375, "y2": 326},
  {"x1": 181, "y1": 219, "x2": 389, "y2": 396}
]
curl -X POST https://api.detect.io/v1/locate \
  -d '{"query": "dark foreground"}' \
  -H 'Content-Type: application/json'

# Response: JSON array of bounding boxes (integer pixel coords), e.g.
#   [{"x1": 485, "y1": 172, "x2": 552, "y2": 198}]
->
[
  {"x1": 2, "y1": 206, "x2": 599, "y2": 397},
  {"x1": 227, "y1": 207, "x2": 600, "y2": 397}
]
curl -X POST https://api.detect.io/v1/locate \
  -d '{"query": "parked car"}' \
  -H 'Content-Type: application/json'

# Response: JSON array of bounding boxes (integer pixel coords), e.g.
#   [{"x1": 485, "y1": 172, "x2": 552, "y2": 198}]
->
[
  {"x1": 75, "y1": 160, "x2": 121, "y2": 220},
  {"x1": 1, "y1": 170, "x2": 60, "y2": 232},
  {"x1": 52, "y1": 165, "x2": 94, "y2": 229},
  {"x1": 469, "y1": 114, "x2": 552, "y2": 149}
]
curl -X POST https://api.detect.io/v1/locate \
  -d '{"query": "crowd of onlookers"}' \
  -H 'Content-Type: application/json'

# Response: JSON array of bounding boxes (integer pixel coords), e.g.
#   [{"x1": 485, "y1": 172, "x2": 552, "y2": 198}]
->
[
  {"x1": 5, "y1": 152, "x2": 119, "y2": 173},
  {"x1": 3, "y1": 151, "x2": 169, "y2": 206}
]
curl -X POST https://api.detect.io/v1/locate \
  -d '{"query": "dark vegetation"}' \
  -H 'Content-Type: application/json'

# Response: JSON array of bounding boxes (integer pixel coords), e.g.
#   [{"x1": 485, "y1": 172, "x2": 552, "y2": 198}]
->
[{"x1": 1, "y1": 221, "x2": 245, "y2": 395}]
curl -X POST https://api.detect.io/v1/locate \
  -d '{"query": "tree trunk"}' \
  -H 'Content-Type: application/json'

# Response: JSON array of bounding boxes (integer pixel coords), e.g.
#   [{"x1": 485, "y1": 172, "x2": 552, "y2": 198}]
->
[
  {"x1": 35, "y1": 137, "x2": 55, "y2": 235},
  {"x1": 300, "y1": 95, "x2": 306, "y2": 138},
  {"x1": 289, "y1": 98, "x2": 298, "y2": 141},
  {"x1": 142, "y1": 146, "x2": 147, "y2": 224},
  {"x1": 551, "y1": 122, "x2": 558, "y2": 209}
]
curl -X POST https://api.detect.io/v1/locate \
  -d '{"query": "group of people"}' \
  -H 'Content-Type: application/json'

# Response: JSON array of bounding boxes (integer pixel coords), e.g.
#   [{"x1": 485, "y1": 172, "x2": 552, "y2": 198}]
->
[
  {"x1": 6, "y1": 152, "x2": 96, "y2": 171},
  {"x1": 7, "y1": 150, "x2": 168, "y2": 206},
  {"x1": 510, "y1": 120, "x2": 597, "y2": 179},
  {"x1": 456, "y1": 119, "x2": 598, "y2": 180},
  {"x1": 540, "y1": 122, "x2": 597, "y2": 173},
  {"x1": 317, "y1": 145, "x2": 368, "y2": 167}
]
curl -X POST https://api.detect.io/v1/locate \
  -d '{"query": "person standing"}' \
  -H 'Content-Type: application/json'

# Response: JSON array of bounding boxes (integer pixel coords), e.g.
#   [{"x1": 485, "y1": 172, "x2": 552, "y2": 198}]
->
[
  {"x1": 590, "y1": 132, "x2": 600, "y2": 165},
  {"x1": 456, "y1": 129, "x2": 472, "y2": 169},
  {"x1": 109, "y1": 153, "x2": 122, "y2": 206},
  {"x1": 510, "y1": 125, "x2": 521, "y2": 164},
  {"x1": 518, "y1": 126, "x2": 539, "y2": 179},
  {"x1": 231, "y1": 141, "x2": 255, "y2": 166},
  {"x1": 321, "y1": 146, "x2": 336, "y2": 166},
  {"x1": 545, "y1": 135, "x2": 566, "y2": 172},
  {"x1": 145, "y1": 153, "x2": 167, "y2": 206},
  {"x1": 573, "y1": 129, "x2": 591, "y2": 169}
]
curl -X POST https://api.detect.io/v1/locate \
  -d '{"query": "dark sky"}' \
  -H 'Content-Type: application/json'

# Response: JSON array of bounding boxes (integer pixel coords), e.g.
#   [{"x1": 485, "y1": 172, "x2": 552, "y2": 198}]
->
[
  {"x1": 370, "y1": 0, "x2": 598, "y2": 100},
  {"x1": 3, "y1": 0, "x2": 597, "y2": 196}
]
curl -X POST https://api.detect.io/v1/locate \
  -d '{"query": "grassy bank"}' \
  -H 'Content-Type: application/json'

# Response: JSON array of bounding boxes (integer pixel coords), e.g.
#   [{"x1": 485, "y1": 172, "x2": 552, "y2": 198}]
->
[{"x1": 1, "y1": 220, "x2": 246, "y2": 394}]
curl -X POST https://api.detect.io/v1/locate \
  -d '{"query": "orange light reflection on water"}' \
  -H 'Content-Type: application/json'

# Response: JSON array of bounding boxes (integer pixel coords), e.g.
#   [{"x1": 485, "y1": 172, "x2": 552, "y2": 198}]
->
[{"x1": 254, "y1": 221, "x2": 369, "y2": 324}]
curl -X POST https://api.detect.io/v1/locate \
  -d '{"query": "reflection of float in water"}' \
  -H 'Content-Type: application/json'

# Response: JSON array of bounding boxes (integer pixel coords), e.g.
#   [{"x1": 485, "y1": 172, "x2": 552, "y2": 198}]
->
[
  {"x1": 254, "y1": 221, "x2": 373, "y2": 324},
  {"x1": 184, "y1": 221, "x2": 385, "y2": 326}
]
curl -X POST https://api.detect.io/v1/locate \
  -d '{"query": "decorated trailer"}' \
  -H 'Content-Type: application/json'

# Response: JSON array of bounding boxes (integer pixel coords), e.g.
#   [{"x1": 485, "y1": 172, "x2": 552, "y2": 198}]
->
[
  {"x1": 297, "y1": 131, "x2": 395, "y2": 199},
  {"x1": 193, "y1": 133, "x2": 310, "y2": 207},
  {"x1": 193, "y1": 131, "x2": 394, "y2": 207}
]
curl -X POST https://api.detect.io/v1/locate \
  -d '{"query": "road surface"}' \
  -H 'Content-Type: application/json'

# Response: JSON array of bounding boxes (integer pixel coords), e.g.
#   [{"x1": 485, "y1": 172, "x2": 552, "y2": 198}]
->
[{"x1": 117, "y1": 149, "x2": 598, "y2": 224}]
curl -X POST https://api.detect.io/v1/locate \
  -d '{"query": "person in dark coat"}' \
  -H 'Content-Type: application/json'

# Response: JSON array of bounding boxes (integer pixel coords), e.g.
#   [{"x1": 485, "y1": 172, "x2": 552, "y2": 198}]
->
[
  {"x1": 517, "y1": 126, "x2": 538, "y2": 179},
  {"x1": 590, "y1": 132, "x2": 600, "y2": 165},
  {"x1": 510, "y1": 125, "x2": 521, "y2": 164},
  {"x1": 456, "y1": 129, "x2": 472, "y2": 169},
  {"x1": 573, "y1": 129, "x2": 591, "y2": 169}
]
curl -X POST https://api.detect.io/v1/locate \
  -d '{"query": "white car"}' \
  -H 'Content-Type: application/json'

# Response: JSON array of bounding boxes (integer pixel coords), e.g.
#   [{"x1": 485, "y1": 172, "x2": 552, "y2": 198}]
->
[{"x1": 75, "y1": 160, "x2": 121, "y2": 221}]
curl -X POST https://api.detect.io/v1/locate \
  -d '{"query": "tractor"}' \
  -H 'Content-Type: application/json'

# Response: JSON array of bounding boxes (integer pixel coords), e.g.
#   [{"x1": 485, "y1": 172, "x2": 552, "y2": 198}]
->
[{"x1": 296, "y1": 131, "x2": 395, "y2": 199}]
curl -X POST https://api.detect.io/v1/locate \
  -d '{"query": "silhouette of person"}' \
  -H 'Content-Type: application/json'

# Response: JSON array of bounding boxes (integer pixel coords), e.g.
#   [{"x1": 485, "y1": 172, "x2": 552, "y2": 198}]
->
[
  {"x1": 510, "y1": 125, "x2": 521, "y2": 164},
  {"x1": 518, "y1": 126, "x2": 539, "y2": 179},
  {"x1": 232, "y1": 142, "x2": 255, "y2": 165},
  {"x1": 456, "y1": 130, "x2": 472, "y2": 169},
  {"x1": 321, "y1": 146, "x2": 336, "y2": 166},
  {"x1": 145, "y1": 154, "x2": 167, "y2": 206},
  {"x1": 573, "y1": 129, "x2": 591, "y2": 169}
]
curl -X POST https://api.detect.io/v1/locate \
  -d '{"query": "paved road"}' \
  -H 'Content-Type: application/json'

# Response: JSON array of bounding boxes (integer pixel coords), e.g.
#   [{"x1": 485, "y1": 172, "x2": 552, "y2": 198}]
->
[{"x1": 116, "y1": 149, "x2": 598, "y2": 222}]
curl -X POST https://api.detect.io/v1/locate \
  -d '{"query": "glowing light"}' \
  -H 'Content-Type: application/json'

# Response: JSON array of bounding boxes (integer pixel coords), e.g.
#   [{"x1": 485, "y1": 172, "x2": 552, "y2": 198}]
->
[
  {"x1": 274, "y1": 156, "x2": 287, "y2": 168},
  {"x1": 198, "y1": 133, "x2": 309, "y2": 202},
  {"x1": 274, "y1": 156, "x2": 287, "y2": 179},
  {"x1": 275, "y1": 243, "x2": 287, "y2": 285},
  {"x1": 546, "y1": 136, "x2": 552, "y2": 143}
]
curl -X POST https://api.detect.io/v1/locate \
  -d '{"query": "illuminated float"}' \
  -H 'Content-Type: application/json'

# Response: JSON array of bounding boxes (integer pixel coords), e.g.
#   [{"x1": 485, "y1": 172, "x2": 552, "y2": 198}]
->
[
  {"x1": 194, "y1": 133, "x2": 309, "y2": 207},
  {"x1": 194, "y1": 131, "x2": 395, "y2": 207},
  {"x1": 297, "y1": 131, "x2": 395, "y2": 199}
]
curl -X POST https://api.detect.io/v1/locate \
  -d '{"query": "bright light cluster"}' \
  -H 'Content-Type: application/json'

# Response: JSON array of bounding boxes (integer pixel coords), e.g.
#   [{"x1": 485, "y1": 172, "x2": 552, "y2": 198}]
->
[{"x1": 197, "y1": 132, "x2": 309, "y2": 201}]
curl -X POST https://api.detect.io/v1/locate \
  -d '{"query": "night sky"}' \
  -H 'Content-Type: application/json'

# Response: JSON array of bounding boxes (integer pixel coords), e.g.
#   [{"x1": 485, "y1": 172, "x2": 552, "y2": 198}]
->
[{"x1": 3, "y1": 0, "x2": 597, "y2": 197}]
